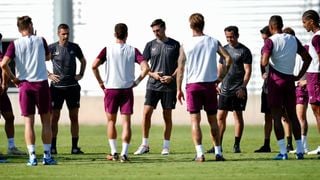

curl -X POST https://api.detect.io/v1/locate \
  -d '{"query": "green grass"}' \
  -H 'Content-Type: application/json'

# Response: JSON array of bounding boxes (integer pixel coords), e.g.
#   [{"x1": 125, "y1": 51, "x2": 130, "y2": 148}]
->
[{"x1": 0, "y1": 124, "x2": 319, "y2": 179}]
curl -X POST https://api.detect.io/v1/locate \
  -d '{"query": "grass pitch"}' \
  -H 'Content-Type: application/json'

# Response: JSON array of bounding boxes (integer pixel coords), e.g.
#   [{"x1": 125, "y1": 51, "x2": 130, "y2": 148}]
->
[{"x1": 0, "y1": 124, "x2": 319, "y2": 179}]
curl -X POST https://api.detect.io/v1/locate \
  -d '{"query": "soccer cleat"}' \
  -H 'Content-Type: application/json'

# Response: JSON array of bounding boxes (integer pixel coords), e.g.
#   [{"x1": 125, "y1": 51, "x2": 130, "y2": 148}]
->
[
  {"x1": 254, "y1": 145, "x2": 271, "y2": 153},
  {"x1": 0, "y1": 154, "x2": 7, "y2": 163},
  {"x1": 193, "y1": 155, "x2": 205, "y2": 162},
  {"x1": 51, "y1": 148, "x2": 57, "y2": 155},
  {"x1": 307, "y1": 146, "x2": 320, "y2": 155},
  {"x1": 296, "y1": 153, "x2": 304, "y2": 160},
  {"x1": 233, "y1": 144, "x2": 241, "y2": 153},
  {"x1": 27, "y1": 158, "x2": 38, "y2": 166},
  {"x1": 289, "y1": 149, "x2": 296, "y2": 154},
  {"x1": 120, "y1": 155, "x2": 130, "y2": 163},
  {"x1": 43, "y1": 157, "x2": 57, "y2": 165},
  {"x1": 286, "y1": 144, "x2": 294, "y2": 152},
  {"x1": 7, "y1": 147, "x2": 27, "y2": 155},
  {"x1": 133, "y1": 145, "x2": 150, "y2": 155},
  {"x1": 273, "y1": 153, "x2": 288, "y2": 160},
  {"x1": 215, "y1": 154, "x2": 226, "y2": 161},
  {"x1": 161, "y1": 148, "x2": 169, "y2": 155},
  {"x1": 206, "y1": 147, "x2": 215, "y2": 154},
  {"x1": 71, "y1": 147, "x2": 84, "y2": 154},
  {"x1": 106, "y1": 153, "x2": 119, "y2": 161}
]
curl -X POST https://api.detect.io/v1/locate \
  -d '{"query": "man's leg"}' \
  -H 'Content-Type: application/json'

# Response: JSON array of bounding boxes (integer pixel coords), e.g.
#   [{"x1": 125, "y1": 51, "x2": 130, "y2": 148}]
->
[
  {"x1": 106, "y1": 112, "x2": 119, "y2": 161},
  {"x1": 24, "y1": 115, "x2": 37, "y2": 165},
  {"x1": 233, "y1": 111, "x2": 244, "y2": 153},
  {"x1": 191, "y1": 113, "x2": 205, "y2": 162},
  {"x1": 162, "y1": 109, "x2": 172, "y2": 155},
  {"x1": 51, "y1": 109, "x2": 60, "y2": 154},
  {"x1": 207, "y1": 113, "x2": 224, "y2": 160},
  {"x1": 120, "y1": 114, "x2": 131, "y2": 162},
  {"x1": 217, "y1": 110, "x2": 228, "y2": 147},
  {"x1": 69, "y1": 107, "x2": 83, "y2": 154},
  {"x1": 134, "y1": 105, "x2": 153, "y2": 155}
]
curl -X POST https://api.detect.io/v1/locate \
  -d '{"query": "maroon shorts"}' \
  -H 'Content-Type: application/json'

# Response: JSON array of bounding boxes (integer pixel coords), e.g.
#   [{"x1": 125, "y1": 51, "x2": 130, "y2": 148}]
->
[
  {"x1": 186, "y1": 82, "x2": 218, "y2": 114},
  {"x1": 19, "y1": 80, "x2": 51, "y2": 116},
  {"x1": 306, "y1": 72, "x2": 320, "y2": 104},
  {"x1": 104, "y1": 88, "x2": 133, "y2": 115},
  {"x1": 296, "y1": 85, "x2": 308, "y2": 105},
  {"x1": 0, "y1": 92, "x2": 13, "y2": 113},
  {"x1": 267, "y1": 67, "x2": 296, "y2": 109}
]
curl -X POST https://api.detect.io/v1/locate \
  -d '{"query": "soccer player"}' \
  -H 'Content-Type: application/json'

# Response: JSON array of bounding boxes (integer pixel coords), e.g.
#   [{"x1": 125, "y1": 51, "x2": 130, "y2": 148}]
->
[
  {"x1": 0, "y1": 33, "x2": 26, "y2": 156},
  {"x1": 92, "y1": 23, "x2": 149, "y2": 162},
  {"x1": 217, "y1": 26, "x2": 252, "y2": 153},
  {"x1": 254, "y1": 26, "x2": 294, "y2": 153},
  {"x1": 176, "y1": 13, "x2": 232, "y2": 162},
  {"x1": 1, "y1": 16, "x2": 57, "y2": 166},
  {"x1": 47, "y1": 24, "x2": 87, "y2": 155},
  {"x1": 261, "y1": 15, "x2": 311, "y2": 160},
  {"x1": 134, "y1": 19, "x2": 180, "y2": 156},
  {"x1": 302, "y1": 9, "x2": 320, "y2": 155}
]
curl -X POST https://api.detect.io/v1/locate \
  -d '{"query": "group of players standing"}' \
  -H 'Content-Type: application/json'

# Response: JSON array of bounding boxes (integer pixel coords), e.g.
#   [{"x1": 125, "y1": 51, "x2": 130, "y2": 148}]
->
[{"x1": 0, "y1": 9, "x2": 320, "y2": 166}]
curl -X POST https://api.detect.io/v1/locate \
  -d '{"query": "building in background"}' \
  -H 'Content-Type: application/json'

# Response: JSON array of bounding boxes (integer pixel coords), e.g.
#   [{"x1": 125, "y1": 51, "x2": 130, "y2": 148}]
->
[{"x1": 0, "y1": 0, "x2": 319, "y2": 95}]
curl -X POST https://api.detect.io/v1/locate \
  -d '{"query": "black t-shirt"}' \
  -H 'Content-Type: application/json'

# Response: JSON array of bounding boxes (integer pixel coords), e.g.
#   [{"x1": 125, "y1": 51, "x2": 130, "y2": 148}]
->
[
  {"x1": 49, "y1": 42, "x2": 84, "y2": 87},
  {"x1": 143, "y1": 38, "x2": 180, "y2": 92},
  {"x1": 219, "y1": 43, "x2": 252, "y2": 96}
]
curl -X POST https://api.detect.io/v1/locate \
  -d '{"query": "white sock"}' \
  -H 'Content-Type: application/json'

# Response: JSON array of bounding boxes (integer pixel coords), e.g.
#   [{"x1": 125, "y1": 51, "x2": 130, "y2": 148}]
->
[
  {"x1": 27, "y1": 145, "x2": 36, "y2": 159},
  {"x1": 163, "y1": 140, "x2": 170, "y2": 149},
  {"x1": 108, "y1": 139, "x2": 117, "y2": 154},
  {"x1": 195, "y1": 145, "x2": 204, "y2": 158},
  {"x1": 142, "y1": 138, "x2": 149, "y2": 146},
  {"x1": 301, "y1": 135, "x2": 308, "y2": 150},
  {"x1": 215, "y1": 146, "x2": 222, "y2": 155},
  {"x1": 277, "y1": 139, "x2": 287, "y2": 154},
  {"x1": 121, "y1": 142, "x2": 130, "y2": 156},
  {"x1": 8, "y1": 138, "x2": 15, "y2": 149},
  {"x1": 295, "y1": 140, "x2": 304, "y2": 154},
  {"x1": 43, "y1": 144, "x2": 51, "y2": 153}
]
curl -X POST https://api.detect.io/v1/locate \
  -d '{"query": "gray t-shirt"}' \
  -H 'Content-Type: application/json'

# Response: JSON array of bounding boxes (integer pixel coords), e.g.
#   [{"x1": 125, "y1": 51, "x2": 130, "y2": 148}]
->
[
  {"x1": 49, "y1": 42, "x2": 84, "y2": 87},
  {"x1": 143, "y1": 38, "x2": 180, "y2": 92},
  {"x1": 219, "y1": 43, "x2": 252, "y2": 96}
]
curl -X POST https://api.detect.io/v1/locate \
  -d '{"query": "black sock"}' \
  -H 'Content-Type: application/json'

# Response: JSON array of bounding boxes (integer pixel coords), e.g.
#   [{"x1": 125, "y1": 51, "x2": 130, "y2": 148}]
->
[
  {"x1": 264, "y1": 139, "x2": 270, "y2": 147},
  {"x1": 287, "y1": 136, "x2": 292, "y2": 146},
  {"x1": 72, "y1": 137, "x2": 79, "y2": 149},
  {"x1": 51, "y1": 137, "x2": 57, "y2": 149},
  {"x1": 234, "y1": 137, "x2": 241, "y2": 146}
]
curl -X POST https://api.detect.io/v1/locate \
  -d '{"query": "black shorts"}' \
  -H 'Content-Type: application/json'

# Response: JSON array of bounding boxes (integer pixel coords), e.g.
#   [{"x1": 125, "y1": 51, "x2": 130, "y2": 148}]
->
[
  {"x1": 144, "y1": 90, "x2": 177, "y2": 109},
  {"x1": 261, "y1": 91, "x2": 271, "y2": 114},
  {"x1": 218, "y1": 94, "x2": 247, "y2": 111},
  {"x1": 50, "y1": 85, "x2": 81, "y2": 110}
]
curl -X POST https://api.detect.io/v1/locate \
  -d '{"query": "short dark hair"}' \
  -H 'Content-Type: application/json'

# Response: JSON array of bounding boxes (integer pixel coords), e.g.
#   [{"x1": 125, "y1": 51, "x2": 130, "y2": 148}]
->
[
  {"x1": 114, "y1": 23, "x2": 128, "y2": 40},
  {"x1": 303, "y1": 9, "x2": 320, "y2": 24},
  {"x1": 58, "y1": 23, "x2": 69, "y2": 31},
  {"x1": 17, "y1": 15, "x2": 32, "y2": 31},
  {"x1": 269, "y1": 15, "x2": 283, "y2": 30},
  {"x1": 224, "y1": 26, "x2": 239, "y2": 37},
  {"x1": 283, "y1": 27, "x2": 295, "y2": 36},
  {"x1": 260, "y1": 25, "x2": 271, "y2": 36},
  {"x1": 150, "y1": 19, "x2": 166, "y2": 28}
]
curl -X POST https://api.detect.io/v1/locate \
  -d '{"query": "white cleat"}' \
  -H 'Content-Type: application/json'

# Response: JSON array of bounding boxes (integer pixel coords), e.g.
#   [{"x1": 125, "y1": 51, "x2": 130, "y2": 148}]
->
[
  {"x1": 7, "y1": 147, "x2": 27, "y2": 155},
  {"x1": 307, "y1": 146, "x2": 320, "y2": 155},
  {"x1": 134, "y1": 145, "x2": 150, "y2": 155},
  {"x1": 161, "y1": 148, "x2": 170, "y2": 155}
]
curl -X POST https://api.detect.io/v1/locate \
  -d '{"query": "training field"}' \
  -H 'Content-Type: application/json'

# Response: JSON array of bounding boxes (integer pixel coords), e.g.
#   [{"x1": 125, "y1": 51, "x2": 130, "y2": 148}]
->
[{"x1": 0, "y1": 125, "x2": 319, "y2": 179}]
